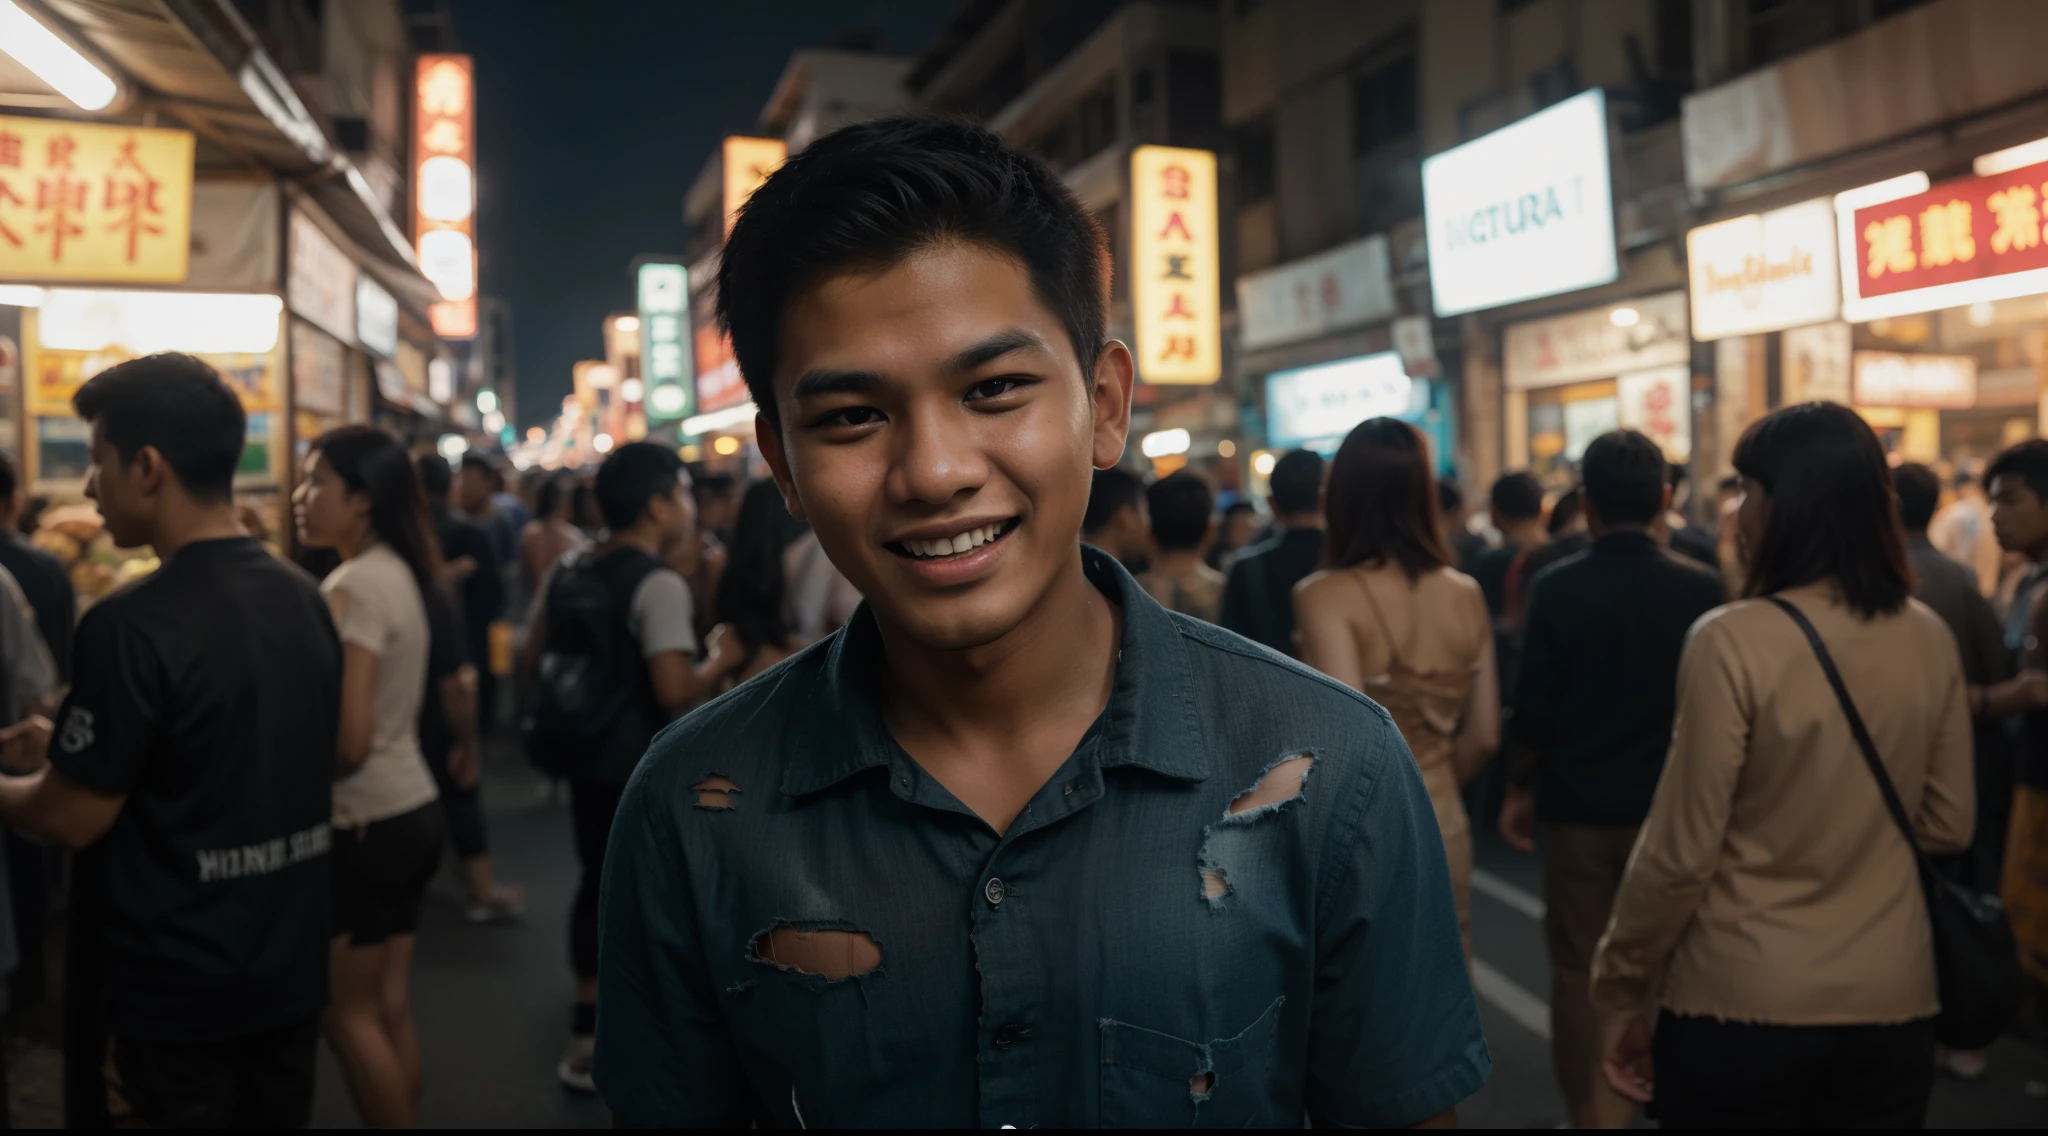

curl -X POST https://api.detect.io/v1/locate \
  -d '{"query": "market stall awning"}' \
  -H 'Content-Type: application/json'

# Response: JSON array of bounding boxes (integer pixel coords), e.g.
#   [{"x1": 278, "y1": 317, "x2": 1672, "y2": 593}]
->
[{"x1": 11, "y1": 0, "x2": 433, "y2": 306}]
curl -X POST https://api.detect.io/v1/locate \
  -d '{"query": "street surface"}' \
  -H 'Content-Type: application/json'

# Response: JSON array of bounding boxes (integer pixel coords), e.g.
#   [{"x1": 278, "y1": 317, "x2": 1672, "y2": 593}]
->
[{"x1": 302, "y1": 753, "x2": 2048, "y2": 1128}]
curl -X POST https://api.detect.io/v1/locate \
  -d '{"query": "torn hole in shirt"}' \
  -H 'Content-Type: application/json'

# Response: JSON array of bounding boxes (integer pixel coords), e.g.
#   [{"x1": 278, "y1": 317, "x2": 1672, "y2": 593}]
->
[
  {"x1": 692, "y1": 773, "x2": 741, "y2": 810},
  {"x1": 748, "y1": 921, "x2": 883, "y2": 981},
  {"x1": 1197, "y1": 750, "x2": 1318, "y2": 906}
]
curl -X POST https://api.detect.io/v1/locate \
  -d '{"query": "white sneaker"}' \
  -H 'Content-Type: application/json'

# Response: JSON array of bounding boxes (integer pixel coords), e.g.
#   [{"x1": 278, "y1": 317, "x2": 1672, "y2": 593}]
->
[
  {"x1": 1939, "y1": 1048, "x2": 1988, "y2": 1080},
  {"x1": 463, "y1": 886, "x2": 525, "y2": 924},
  {"x1": 558, "y1": 1035, "x2": 596, "y2": 1094}
]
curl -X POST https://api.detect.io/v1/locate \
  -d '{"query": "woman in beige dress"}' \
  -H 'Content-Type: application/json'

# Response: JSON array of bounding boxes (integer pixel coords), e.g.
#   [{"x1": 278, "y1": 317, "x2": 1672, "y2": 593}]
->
[{"x1": 1295, "y1": 418, "x2": 1500, "y2": 957}]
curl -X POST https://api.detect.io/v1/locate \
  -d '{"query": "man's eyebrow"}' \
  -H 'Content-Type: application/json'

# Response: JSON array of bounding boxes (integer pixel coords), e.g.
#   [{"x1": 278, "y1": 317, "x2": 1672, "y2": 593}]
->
[
  {"x1": 790, "y1": 368, "x2": 882, "y2": 401},
  {"x1": 944, "y1": 328, "x2": 1051, "y2": 372}
]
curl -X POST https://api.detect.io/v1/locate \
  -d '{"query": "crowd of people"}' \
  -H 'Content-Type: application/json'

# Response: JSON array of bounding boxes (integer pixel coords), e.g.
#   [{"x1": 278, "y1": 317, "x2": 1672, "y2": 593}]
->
[
  {"x1": 0, "y1": 345, "x2": 871, "y2": 1127},
  {"x1": 0, "y1": 114, "x2": 2039, "y2": 1129},
  {"x1": 1076, "y1": 405, "x2": 2046, "y2": 1127}
]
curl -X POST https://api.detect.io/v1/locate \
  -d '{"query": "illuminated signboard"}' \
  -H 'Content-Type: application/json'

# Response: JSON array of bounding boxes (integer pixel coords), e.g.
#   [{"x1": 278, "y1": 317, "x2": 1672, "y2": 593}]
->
[
  {"x1": 1131, "y1": 145, "x2": 1221, "y2": 384},
  {"x1": 0, "y1": 115, "x2": 195, "y2": 284},
  {"x1": 414, "y1": 54, "x2": 477, "y2": 338},
  {"x1": 1686, "y1": 197, "x2": 1839, "y2": 340},
  {"x1": 1852, "y1": 349, "x2": 1977, "y2": 408},
  {"x1": 638, "y1": 261, "x2": 690, "y2": 422},
  {"x1": 1422, "y1": 89, "x2": 1617, "y2": 317},
  {"x1": 1844, "y1": 158, "x2": 2048, "y2": 321},
  {"x1": 1264, "y1": 351, "x2": 1414, "y2": 450},
  {"x1": 722, "y1": 136, "x2": 786, "y2": 235}
]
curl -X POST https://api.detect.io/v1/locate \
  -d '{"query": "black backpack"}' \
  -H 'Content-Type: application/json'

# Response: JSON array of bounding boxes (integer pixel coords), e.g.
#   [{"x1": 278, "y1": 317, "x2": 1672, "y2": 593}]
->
[{"x1": 523, "y1": 549, "x2": 658, "y2": 777}]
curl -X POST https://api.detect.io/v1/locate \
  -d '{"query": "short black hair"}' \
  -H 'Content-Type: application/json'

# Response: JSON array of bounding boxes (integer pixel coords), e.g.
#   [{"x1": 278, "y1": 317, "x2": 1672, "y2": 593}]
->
[
  {"x1": 1734, "y1": 402, "x2": 1909, "y2": 618},
  {"x1": 1268, "y1": 449, "x2": 1325, "y2": 516},
  {"x1": 1146, "y1": 471, "x2": 1214, "y2": 552},
  {"x1": 72, "y1": 352, "x2": 245, "y2": 502},
  {"x1": 1894, "y1": 462, "x2": 1941, "y2": 532},
  {"x1": 1986, "y1": 439, "x2": 2048, "y2": 502},
  {"x1": 1083, "y1": 466, "x2": 1144, "y2": 535},
  {"x1": 595, "y1": 442, "x2": 686, "y2": 530},
  {"x1": 1436, "y1": 477, "x2": 1465, "y2": 515},
  {"x1": 718, "y1": 117, "x2": 1109, "y2": 428},
  {"x1": 1580, "y1": 430, "x2": 1667, "y2": 526},
  {"x1": 0, "y1": 450, "x2": 15, "y2": 502},
  {"x1": 1489, "y1": 471, "x2": 1543, "y2": 523},
  {"x1": 458, "y1": 453, "x2": 502, "y2": 490},
  {"x1": 415, "y1": 453, "x2": 453, "y2": 499}
]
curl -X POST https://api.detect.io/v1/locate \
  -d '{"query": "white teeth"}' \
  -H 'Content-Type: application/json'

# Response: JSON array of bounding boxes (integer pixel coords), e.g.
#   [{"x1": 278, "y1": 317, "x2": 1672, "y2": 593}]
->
[{"x1": 902, "y1": 523, "x2": 1007, "y2": 558}]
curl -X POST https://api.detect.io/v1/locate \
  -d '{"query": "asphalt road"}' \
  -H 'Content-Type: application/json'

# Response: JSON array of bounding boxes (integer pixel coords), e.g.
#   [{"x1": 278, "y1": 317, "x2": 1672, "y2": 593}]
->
[{"x1": 306, "y1": 756, "x2": 2048, "y2": 1128}]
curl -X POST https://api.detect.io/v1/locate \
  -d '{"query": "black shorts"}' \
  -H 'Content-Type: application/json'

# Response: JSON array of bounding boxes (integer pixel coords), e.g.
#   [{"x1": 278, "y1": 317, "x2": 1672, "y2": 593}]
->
[
  {"x1": 330, "y1": 803, "x2": 444, "y2": 946},
  {"x1": 114, "y1": 1016, "x2": 319, "y2": 1128}
]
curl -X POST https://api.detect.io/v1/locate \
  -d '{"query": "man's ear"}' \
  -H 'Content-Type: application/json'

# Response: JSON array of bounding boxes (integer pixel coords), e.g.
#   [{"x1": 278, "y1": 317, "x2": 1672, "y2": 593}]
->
[
  {"x1": 755, "y1": 411, "x2": 807, "y2": 523},
  {"x1": 129, "y1": 445, "x2": 169, "y2": 500},
  {"x1": 1090, "y1": 341, "x2": 1135, "y2": 471}
]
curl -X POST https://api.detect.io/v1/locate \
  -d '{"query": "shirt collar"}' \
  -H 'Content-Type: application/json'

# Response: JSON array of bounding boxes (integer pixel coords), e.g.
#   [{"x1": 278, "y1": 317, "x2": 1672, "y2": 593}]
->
[
  {"x1": 1592, "y1": 530, "x2": 1658, "y2": 555},
  {"x1": 779, "y1": 545, "x2": 1210, "y2": 798}
]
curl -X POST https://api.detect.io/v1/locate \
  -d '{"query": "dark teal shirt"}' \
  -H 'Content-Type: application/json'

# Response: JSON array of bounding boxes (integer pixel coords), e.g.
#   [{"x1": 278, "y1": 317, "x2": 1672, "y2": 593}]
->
[{"x1": 594, "y1": 549, "x2": 1488, "y2": 1127}]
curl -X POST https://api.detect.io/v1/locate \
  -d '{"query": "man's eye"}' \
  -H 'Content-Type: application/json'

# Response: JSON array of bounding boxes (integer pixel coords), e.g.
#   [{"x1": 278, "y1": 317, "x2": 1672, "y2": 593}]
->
[
  {"x1": 813, "y1": 406, "x2": 882, "y2": 429},
  {"x1": 967, "y1": 377, "x2": 1032, "y2": 402}
]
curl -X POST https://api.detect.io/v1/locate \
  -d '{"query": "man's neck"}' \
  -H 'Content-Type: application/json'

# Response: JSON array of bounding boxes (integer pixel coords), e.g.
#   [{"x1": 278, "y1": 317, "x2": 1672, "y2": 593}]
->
[
  {"x1": 877, "y1": 554, "x2": 1120, "y2": 751},
  {"x1": 1501, "y1": 521, "x2": 1546, "y2": 548},
  {"x1": 1590, "y1": 522, "x2": 1653, "y2": 539},
  {"x1": 151, "y1": 500, "x2": 247, "y2": 559},
  {"x1": 602, "y1": 524, "x2": 666, "y2": 558},
  {"x1": 1276, "y1": 512, "x2": 1322, "y2": 532},
  {"x1": 1150, "y1": 548, "x2": 1206, "y2": 576}
]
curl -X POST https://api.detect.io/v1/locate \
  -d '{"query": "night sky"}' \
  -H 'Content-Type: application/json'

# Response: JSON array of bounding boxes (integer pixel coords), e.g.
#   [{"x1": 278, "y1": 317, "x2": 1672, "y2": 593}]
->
[{"x1": 449, "y1": 0, "x2": 962, "y2": 428}]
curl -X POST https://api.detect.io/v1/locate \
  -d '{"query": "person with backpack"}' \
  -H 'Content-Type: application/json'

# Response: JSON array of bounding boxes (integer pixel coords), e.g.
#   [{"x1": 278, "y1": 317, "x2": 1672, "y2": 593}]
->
[
  {"x1": 1591, "y1": 403, "x2": 1974, "y2": 1127},
  {"x1": 523, "y1": 442, "x2": 739, "y2": 1093}
]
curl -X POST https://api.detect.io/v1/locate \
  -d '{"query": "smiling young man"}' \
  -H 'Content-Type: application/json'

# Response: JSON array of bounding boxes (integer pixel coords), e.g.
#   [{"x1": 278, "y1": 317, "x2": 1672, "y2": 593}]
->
[{"x1": 593, "y1": 118, "x2": 1487, "y2": 1128}]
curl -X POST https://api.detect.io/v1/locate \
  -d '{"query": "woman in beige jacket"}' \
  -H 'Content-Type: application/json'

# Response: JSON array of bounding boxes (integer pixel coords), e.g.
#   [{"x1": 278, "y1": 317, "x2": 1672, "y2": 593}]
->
[{"x1": 1591, "y1": 402, "x2": 1974, "y2": 1127}]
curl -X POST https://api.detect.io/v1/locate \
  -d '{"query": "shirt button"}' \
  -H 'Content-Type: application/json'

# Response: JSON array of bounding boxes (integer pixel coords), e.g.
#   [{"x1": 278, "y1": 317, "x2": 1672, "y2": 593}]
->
[{"x1": 984, "y1": 877, "x2": 1005, "y2": 906}]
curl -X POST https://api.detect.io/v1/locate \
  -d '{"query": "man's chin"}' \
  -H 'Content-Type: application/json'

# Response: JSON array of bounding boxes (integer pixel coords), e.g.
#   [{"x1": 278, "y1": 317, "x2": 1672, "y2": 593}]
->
[{"x1": 870, "y1": 595, "x2": 1028, "y2": 654}]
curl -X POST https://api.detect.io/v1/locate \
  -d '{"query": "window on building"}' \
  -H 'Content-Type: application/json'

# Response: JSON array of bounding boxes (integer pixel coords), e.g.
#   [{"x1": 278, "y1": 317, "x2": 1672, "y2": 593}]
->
[
  {"x1": 1236, "y1": 118, "x2": 1275, "y2": 206},
  {"x1": 1352, "y1": 55, "x2": 1417, "y2": 155},
  {"x1": 1077, "y1": 82, "x2": 1118, "y2": 163}
]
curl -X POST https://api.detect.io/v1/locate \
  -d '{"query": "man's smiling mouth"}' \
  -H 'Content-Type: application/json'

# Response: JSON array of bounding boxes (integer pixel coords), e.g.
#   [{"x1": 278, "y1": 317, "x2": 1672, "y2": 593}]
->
[{"x1": 886, "y1": 518, "x2": 1022, "y2": 560}]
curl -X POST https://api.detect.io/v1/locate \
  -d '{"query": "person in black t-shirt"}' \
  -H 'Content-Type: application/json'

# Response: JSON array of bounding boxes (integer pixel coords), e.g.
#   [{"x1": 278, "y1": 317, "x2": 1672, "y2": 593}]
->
[
  {"x1": 1219, "y1": 448, "x2": 1326, "y2": 656},
  {"x1": 0, "y1": 354, "x2": 340, "y2": 1129}
]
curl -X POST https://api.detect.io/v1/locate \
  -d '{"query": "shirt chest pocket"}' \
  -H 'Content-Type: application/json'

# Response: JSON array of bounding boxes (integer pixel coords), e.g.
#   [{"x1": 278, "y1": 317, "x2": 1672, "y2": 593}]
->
[{"x1": 1098, "y1": 995, "x2": 1284, "y2": 1128}]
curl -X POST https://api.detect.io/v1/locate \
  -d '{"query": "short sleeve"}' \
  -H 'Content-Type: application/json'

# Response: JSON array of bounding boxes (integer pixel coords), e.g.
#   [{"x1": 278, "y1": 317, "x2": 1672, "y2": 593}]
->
[
  {"x1": 631, "y1": 570, "x2": 698, "y2": 658},
  {"x1": 592, "y1": 769, "x2": 745, "y2": 1126},
  {"x1": 46, "y1": 604, "x2": 162, "y2": 796},
  {"x1": 329, "y1": 570, "x2": 391, "y2": 655},
  {"x1": 1307, "y1": 726, "x2": 1491, "y2": 1126}
]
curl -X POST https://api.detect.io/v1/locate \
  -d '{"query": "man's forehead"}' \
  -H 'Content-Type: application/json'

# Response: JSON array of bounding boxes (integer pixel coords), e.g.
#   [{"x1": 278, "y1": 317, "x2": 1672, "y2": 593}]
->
[{"x1": 777, "y1": 245, "x2": 1070, "y2": 378}]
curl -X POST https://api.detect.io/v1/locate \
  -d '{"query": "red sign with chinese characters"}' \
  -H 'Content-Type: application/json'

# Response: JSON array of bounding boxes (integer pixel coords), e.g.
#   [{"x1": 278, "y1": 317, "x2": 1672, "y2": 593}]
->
[
  {"x1": 1852, "y1": 159, "x2": 2048, "y2": 299},
  {"x1": 0, "y1": 115, "x2": 194, "y2": 284}
]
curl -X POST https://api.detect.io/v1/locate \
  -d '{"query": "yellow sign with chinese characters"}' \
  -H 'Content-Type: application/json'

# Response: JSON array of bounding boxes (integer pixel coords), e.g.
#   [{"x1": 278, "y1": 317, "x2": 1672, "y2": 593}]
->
[
  {"x1": 1131, "y1": 145, "x2": 1220, "y2": 384},
  {"x1": 722, "y1": 136, "x2": 786, "y2": 236},
  {"x1": 0, "y1": 116, "x2": 195, "y2": 284}
]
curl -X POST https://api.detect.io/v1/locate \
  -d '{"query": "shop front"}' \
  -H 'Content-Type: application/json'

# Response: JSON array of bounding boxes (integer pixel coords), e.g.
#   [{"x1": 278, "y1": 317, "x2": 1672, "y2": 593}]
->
[
  {"x1": 1501, "y1": 291, "x2": 1693, "y2": 489},
  {"x1": 1419, "y1": 87, "x2": 1700, "y2": 492},
  {"x1": 1683, "y1": 141, "x2": 2048, "y2": 480},
  {"x1": 1234, "y1": 233, "x2": 1449, "y2": 469}
]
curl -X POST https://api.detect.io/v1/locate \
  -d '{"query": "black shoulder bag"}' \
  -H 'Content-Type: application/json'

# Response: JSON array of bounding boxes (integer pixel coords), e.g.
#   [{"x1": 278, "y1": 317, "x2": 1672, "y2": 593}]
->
[{"x1": 1768, "y1": 597, "x2": 2022, "y2": 1050}]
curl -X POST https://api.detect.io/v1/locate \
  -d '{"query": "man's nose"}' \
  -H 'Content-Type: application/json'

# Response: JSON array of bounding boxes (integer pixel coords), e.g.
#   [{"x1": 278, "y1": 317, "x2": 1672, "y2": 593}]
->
[{"x1": 888, "y1": 406, "x2": 987, "y2": 506}]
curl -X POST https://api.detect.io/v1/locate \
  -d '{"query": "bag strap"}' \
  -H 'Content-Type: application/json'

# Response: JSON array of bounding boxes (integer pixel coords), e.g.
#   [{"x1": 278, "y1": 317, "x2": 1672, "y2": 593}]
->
[{"x1": 1765, "y1": 596, "x2": 1931, "y2": 872}]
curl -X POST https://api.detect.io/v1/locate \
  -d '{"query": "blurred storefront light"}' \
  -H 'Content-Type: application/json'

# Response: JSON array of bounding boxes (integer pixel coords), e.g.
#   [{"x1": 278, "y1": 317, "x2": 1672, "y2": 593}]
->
[
  {"x1": 1251, "y1": 450, "x2": 1278, "y2": 477},
  {"x1": 712, "y1": 435, "x2": 742, "y2": 457},
  {"x1": 1974, "y1": 137, "x2": 2048, "y2": 178},
  {"x1": 680, "y1": 402, "x2": 757, "y2": 436},
  {"x1": 0, "y1": 1, "x2": 117, "y2": 110},
  {"x1": 1609, "y1": 307, "x2": 1640, "y2": 327},
  {"x1": 36, "y1": 290, "x2": 282, "y2": 354},
  {"x1": 593, "y1": 433, "x2": 615, "y2": 454},
  {"x1": 475, "y1": 389, "x2": 498, "y2": 414},
  {"x1": 1217, "y1": 439, "x2": 1236, "y2": 458},
  {"x1": 620, "y1": 378, "x2": 645, "y2": 403},
  {"x1": 0, "y1": 286, "x2": 47, "y2": 307},
  {"x1": 437, "y1": 434, "x2": 468, "y2": 460},
  {"x1": 1140, "y1": 428, "x2": 1191, "y2": 458}
]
